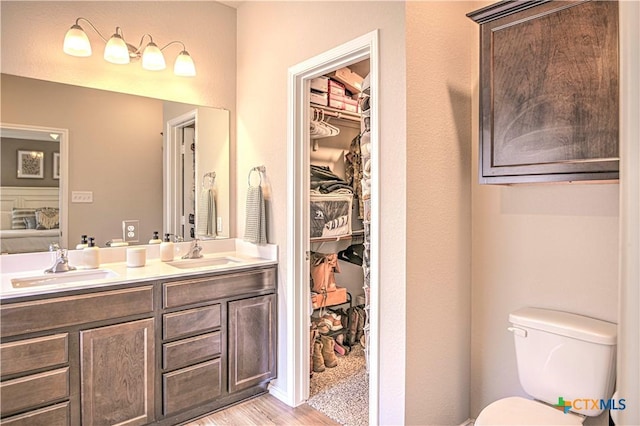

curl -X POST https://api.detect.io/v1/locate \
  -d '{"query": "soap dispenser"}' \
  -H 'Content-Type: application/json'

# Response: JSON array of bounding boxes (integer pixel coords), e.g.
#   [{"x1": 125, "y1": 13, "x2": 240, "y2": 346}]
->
[
  {"x1": 84, "y1": 237, "x2": 100, "y2": 269},
  {"x1": 76, "y1": 235, "x2": 89, "y2": 250},
  {"x1": 160, "y1": 233, "x2": 174, "y2": 262},
  {"x1": 149, "y1": 231, "x2": 161, "y2": 245}
]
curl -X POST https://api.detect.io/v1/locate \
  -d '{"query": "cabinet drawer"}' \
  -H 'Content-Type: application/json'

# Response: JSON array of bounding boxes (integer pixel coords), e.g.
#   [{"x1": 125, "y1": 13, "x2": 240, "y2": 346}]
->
[
  {"x1": 162, "y1": 359, "x2": 222, "y2": 415},
  {"x1": 0, "y1": 401, "x2": 69, "y2": 426},
  {"x1": 1, "y1": 286, "x2": 154, "y2": 337},
  {"x1": 163, "y1": 267, "x2": 276, "y2": 308},
  {"x1": 1, "y1": 334, "x2": 68, "y2": 377},
  {"x1": 0, "y1": 367, "x2": 69, "y2": 416},
  {"x1": 163, "y1": 304, "x2": 221, "y2": 340},
  {"x1": 163, "y1": 332, "x2": 221, "y2": 371}
]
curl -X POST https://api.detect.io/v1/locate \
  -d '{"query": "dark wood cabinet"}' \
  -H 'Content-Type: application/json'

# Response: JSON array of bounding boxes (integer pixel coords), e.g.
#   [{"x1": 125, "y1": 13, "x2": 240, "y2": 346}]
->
[
  {"x1": 0, "y1": 265, "x2": 277, "y2": 425},
  {"x1": 80, "y1": 318, "x2": 155, "y2": 426},
  {"x1": 468, "y1": 0, "x2": 619, "y2": 184},
  {"x1": 228, "y1": 294, "x2": 277, "y2": 393}
]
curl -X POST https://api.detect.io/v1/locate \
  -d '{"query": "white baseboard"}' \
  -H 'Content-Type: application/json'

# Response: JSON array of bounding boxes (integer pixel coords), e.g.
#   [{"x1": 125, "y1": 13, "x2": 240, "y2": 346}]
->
[
  {"x1": 268, "y1": 383, "x2": 298, "y2": 407},
  {"x1": 459, "y1": 419, "x2": 475, "y2": 426}
]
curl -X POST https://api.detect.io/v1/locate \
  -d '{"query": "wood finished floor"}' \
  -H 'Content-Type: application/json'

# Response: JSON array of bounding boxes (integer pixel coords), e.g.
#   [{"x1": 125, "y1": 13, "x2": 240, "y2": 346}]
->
[{"x1": 184, "y1": 394, "x2": 340, "y2": 426}]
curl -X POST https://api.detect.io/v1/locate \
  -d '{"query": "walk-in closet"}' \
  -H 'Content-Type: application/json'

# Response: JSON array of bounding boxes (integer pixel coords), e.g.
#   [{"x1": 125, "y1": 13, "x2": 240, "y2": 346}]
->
[{"x1": 307, "y1": 59, "x2": 371, "y2": 426}]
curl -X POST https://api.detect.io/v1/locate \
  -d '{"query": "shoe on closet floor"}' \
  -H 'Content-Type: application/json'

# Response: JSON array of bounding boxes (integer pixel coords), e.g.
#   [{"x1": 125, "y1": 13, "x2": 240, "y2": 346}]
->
[
  {"x1": 320, "y1": 335, "x2": 338, "y2": 368},
  {"x1": 313, "y1": 340, "x2": 326, "y2": 372}
]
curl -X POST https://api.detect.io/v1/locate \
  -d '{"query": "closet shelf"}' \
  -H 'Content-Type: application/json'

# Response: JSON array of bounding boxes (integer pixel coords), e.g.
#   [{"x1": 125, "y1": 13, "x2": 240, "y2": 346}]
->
[{"x1": 310, "y1": 234, "x2": 353, "y2": 254}]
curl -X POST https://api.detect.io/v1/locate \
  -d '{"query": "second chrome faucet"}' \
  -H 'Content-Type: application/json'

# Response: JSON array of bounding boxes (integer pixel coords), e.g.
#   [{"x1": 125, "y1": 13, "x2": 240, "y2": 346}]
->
[{"x1": 182, "y1": 238, "x2": 203, "y2": 259}]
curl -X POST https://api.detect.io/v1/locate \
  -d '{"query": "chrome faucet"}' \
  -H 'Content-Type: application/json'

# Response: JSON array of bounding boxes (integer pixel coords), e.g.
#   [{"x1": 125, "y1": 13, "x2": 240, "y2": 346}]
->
[
  {"x1": 45, "y1": 244, "x2": 76, "y2": 273},
  {"x1": 182, "y1": 238, "x2": 203, "y2": 259}
]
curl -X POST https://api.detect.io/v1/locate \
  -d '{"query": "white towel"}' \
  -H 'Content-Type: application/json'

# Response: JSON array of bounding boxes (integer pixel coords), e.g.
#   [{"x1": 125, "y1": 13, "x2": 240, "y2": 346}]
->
[
  {"x1": 196, "y1": 188, "x2": 217, "y2": 237},
  {"x1": 244, "y1": 185, "x2": 267, "y2": 244}
]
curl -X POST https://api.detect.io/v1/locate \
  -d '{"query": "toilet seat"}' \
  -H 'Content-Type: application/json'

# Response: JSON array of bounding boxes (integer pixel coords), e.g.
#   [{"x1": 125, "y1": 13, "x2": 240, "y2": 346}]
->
[{"x1": 475, "y1": 396, "x2": 584, "y2": 426}]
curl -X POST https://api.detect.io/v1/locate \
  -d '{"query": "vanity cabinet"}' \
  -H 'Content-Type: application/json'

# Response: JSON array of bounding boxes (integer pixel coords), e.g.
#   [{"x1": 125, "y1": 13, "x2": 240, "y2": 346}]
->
[
  {"x1": 0, "y1": 265, "x2": 277, "y2": 425},
  {"x1": 0, "y1": 286, "x2": 154, "y2": 426},
  {"x1": 158, "y1": 267, "x2": 276, "y2": 422},
  {"x1": 467, "y1": 0, "x2": 619, "y2": 184},
  {"x1": 228, "y1": 294, "x2": 276, "y2": 393},
  {"x1": 80, "y1": 319, "x2": 155, "y2": 426}
]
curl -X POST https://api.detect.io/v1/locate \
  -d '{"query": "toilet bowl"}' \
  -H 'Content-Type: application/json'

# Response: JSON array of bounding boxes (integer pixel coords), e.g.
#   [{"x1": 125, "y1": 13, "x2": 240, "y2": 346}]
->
[{"x1": 476, "y1": 307, "x2": 617, "y2": 425}]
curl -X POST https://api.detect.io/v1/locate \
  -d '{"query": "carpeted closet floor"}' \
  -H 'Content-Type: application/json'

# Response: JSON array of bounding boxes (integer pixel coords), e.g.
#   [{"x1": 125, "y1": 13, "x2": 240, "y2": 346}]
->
[{"x1": 307, "y1": 344, "x2": 369, "y2": 426}]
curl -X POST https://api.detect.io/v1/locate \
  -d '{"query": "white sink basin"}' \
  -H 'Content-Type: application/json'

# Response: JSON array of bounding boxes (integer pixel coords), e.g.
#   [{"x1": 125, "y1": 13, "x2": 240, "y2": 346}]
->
[
  {"x1": 11, "y1": 269, "x2": 119, "y2": 289},
  {"x1": 167, "y1": 256, "x2": 242, "y2": 269}
]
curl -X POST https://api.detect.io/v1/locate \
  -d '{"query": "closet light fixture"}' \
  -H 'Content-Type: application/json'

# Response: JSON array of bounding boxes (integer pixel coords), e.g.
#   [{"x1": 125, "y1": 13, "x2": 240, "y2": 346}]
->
[{"x1": 63, "y1": 17, "x2": 196, "y2": 77}]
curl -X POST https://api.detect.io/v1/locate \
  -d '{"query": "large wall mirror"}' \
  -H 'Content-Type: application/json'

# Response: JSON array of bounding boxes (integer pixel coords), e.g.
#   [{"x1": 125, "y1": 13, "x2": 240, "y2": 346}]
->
[{"x1": 0, "y1": 73, "x2": 230, "y2": 254}]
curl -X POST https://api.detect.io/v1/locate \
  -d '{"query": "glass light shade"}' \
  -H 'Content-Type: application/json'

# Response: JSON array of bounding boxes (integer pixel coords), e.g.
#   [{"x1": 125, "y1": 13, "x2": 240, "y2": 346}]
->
[
  {"x1": 142, "y1": 42, "x2": 166, "y2": 71},
  {"x1": 174, "y1": 51, "x2": 196, "y2": 77},
  {"x1": 63, "y1": 24, "x2": 92, "y2": 57},
  {"x1": 104, "y1": 34, "x2": 130, "y2": 64}
]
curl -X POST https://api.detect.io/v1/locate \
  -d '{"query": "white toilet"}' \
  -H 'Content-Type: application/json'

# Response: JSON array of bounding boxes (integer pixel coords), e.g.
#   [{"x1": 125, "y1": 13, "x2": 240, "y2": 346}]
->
[{"x1": 476, "y1": 307, "x2": 617, "y2": 425}]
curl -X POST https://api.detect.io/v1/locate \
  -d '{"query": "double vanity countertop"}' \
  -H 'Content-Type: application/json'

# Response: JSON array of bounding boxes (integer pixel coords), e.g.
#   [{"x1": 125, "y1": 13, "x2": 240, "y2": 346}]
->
[{"x1": 0, "y1": 239, "x2": 278, "y2": 300}]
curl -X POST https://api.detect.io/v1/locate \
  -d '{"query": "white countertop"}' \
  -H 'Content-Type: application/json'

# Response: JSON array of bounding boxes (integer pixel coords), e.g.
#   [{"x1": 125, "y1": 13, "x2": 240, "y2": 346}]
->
[{"x1": 0, "y1": 239, "x2": 278, "y2": 300}]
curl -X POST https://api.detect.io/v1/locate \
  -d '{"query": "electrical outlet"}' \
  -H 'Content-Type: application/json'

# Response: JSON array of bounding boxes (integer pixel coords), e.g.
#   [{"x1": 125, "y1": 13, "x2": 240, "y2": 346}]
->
[
  {"x1": 122, "y1": 220, "x2": 139, "y2": 243},
  {"x1": 217, "y1": 217, "x2": 223, "y2": 233},
  {"x1": 71, "y1": 191, "x2": 93, "y2": 203}
]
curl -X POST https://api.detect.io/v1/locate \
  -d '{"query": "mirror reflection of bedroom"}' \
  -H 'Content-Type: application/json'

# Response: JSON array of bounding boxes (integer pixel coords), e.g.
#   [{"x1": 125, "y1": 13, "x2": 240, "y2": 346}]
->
[{"x1": 0, "y1": 128, "x2": 61, "y2": 254}]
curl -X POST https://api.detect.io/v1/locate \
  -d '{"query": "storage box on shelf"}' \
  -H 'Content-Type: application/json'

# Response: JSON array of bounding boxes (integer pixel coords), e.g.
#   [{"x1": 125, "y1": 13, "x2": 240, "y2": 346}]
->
[{"x1": 311, "y1": 286, "x2": 348, "y2": 310}]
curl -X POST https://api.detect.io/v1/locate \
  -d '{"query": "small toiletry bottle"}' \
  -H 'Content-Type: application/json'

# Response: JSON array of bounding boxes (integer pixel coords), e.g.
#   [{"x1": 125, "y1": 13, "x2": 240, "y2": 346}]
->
[
  {"x1": 160, "y1": 233, "x2": 174, "y2": 262},
  {"x1": 84, "y1": 237, "x2": 100, "y2": 269},
  {"x1": 149, "y1": 231, "x2": 161, "y2": 244},
  {"x1": 76, "y1": 235, "x2": 89, "y2": 250}
]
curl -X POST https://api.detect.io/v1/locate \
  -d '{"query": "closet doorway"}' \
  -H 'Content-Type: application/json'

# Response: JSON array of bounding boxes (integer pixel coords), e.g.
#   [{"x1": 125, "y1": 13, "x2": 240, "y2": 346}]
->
[{"x1": 286, "y1": 31, "x2": 379, "y2": 424}]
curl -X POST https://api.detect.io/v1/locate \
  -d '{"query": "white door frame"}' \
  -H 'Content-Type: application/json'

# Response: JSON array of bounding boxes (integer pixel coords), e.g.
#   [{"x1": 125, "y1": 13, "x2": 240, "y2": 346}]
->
[
  {"x1": 1, "y1": 122, "x2": 69, "y2": 249},
  {"x1": 164, "y1": 110, "x2": 197, "y2": 238},
  {"x1": 285, "y1": 30, "x2": 380, "y2": 424}
]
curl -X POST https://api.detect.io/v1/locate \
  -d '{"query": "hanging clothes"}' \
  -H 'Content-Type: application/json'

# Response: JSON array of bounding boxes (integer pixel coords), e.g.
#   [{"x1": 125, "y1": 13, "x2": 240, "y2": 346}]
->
[{"x1": 345, "y1": 134, "x2": 364, "y2": 220}]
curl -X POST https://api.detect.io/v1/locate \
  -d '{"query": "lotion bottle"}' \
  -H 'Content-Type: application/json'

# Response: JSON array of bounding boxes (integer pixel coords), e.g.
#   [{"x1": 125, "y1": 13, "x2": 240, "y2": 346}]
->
[
  {"x1": 84, "y1": 237, "x2": 100, "y2": 269},
  {"x1": 149, "y1": 231, "x2": 161, "y2": 244},
  {"x1": 76, "y1": 235, "x2": 89, "y2": 250},
  {"x1": 160, "y1": 233, "x2": 174, "y2": 262}
]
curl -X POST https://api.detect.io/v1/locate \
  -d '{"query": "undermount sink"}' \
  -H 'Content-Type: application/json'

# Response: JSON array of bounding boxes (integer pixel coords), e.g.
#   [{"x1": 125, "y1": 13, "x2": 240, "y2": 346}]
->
[
  {"x1": 11, "y1": 269, "x2": 119, "y2": 289},
  {"x1": 167, "y1": 256, "x2": 242, "y2": 269}
]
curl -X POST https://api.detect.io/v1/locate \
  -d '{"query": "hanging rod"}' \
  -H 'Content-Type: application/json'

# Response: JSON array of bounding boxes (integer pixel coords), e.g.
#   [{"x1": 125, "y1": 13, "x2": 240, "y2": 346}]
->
[{"x1": 312, "y1": 105, "x2": 360, "y2": 122}]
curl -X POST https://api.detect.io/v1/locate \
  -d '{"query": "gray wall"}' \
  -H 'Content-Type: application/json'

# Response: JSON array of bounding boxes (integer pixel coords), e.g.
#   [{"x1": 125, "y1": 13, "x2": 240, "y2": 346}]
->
[{"x1": 1, "y1": 137, "x2": 60, "y2": 187}]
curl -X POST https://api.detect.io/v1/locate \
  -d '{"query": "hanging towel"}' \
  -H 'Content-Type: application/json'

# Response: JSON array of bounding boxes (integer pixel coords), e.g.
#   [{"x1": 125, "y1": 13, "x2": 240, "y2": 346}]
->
[
  {"x1": 244, "y1": 184, "x2": 267, "y2": 245},
  {"x1": 196, "y1": 188, "x2": 217, "y2": 237}
]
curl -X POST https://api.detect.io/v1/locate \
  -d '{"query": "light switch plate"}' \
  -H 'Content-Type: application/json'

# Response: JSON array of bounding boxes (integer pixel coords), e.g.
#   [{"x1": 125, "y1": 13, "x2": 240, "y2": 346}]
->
[
  {"x1": 71, "y1": 191, "x2": 93, "y2": 203},
  {"x1": 122, "y1": 220, "x2": 139, "y2": 243}
]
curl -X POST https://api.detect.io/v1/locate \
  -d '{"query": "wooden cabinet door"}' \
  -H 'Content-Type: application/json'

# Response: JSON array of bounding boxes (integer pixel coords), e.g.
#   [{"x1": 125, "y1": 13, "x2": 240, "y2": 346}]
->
[
  {"x1": 468, "y1": 0, "x2": 619, "y2": 184},
  {"x1": 228, "y1": 294, "x2": 276, "y2": 393},
  {"x1": 80, "y1": 318, "x2": 155, "y2": 426}
]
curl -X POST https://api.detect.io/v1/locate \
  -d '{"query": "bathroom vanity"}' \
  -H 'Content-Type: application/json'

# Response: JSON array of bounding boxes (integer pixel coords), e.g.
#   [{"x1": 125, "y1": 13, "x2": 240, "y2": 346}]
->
[{"x1": 0, "y1": 241, "x2": 277, "y2": 425}]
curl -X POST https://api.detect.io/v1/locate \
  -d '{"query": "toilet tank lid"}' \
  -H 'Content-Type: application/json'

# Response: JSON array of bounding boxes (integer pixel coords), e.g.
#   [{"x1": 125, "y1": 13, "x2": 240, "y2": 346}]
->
[{"x1": 509, "y1": 307, "x2": 617, "y2": 345}]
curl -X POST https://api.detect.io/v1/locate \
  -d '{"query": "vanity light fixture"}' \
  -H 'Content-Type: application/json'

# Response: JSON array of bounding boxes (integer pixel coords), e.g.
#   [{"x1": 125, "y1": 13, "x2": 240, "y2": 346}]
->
[{"x1": 63, "y1": 17, "x2": 196, "y2": 77}]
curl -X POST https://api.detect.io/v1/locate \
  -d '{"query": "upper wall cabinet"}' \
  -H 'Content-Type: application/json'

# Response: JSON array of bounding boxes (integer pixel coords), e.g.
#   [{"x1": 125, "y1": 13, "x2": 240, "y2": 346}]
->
[{"x1": 468, "y1": 0, "x2": 619, "y2": 184}]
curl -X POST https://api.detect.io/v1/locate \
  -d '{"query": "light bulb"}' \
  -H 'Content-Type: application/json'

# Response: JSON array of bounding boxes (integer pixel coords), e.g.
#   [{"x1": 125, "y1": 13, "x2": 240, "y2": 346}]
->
[
  {"x1": 174, "y1": 50, "x2": 196, "y2": 77},
  {"x1": 104, "y1": 33, "x2": 130, "y2": 64},
  {"x1": 63, "y1": 24, "x2": 92, "y2": 57},
  {"x1": 142, "y1": 42, "x2": 166, "y2": 71}
]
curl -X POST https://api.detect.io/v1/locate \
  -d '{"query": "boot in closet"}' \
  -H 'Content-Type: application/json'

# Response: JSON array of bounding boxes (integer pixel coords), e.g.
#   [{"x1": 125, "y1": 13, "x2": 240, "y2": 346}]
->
[
  {"x1": 320, "y1": 335, "x2": 338, "y2": 368},
  {"x1": 313, "y1": 340, "x2": 326, "y2": 372}
]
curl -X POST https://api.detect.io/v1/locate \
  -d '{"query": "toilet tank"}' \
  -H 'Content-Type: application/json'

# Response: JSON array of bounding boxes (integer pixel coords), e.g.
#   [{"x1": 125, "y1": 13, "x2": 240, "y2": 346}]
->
[{"x1": 509, "y1": 307, "x2": 617, "y2": 417}]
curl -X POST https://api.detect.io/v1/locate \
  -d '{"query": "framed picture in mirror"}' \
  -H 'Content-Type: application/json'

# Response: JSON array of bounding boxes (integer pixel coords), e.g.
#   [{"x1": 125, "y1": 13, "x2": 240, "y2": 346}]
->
[
  {"x1": 17, "y1": 150, "x2": 44, "y2": 179},
  {"x1": 53, "y1": 152, "x2": 60, "y2": 179}
]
